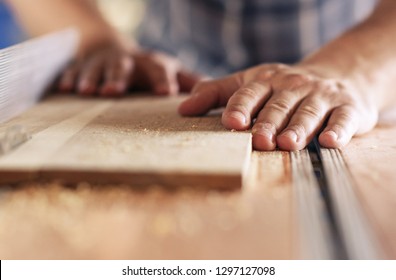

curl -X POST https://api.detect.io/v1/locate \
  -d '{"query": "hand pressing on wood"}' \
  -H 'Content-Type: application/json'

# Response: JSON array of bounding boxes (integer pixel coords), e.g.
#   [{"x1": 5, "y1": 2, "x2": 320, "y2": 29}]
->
[
  {"x1": 179, "y1": 63, "x2": 378, "y2": 151},
  {"x1": 130, "y1": 51, "x2": 202, "y2": 96},
  {"x1": 58, "y1": 45, "x2": 201, "y2": 97},
  {"x1": 180, "y1": 1, "x2": 396, "y2": 151},
  {"x1": 58, "y1": 43, "x2": 133, "y2": 97},
  {"x1": 6, "y1": 0, "x2": 202, "y2": 97}
]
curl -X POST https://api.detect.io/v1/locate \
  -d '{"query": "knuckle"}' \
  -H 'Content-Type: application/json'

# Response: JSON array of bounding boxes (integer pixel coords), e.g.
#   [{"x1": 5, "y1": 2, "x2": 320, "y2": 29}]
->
[
  {"x1": 267, "y1": 99, "x2": 292, "y2": 113},
  {"x1": 333, "y1": 80, "x2": 349, "y2": 91},
  {"x1": 254, "y1": 63, "x2": 288, "y2": 80},
  {"x1": 298, "y1": 104, "x2": 322, "y2": 119},
  {"x1": 317, "y1": 79, "x2": 350, "y2": 96},
  {"x1": 339, "y1": 94, "x2": 356, "y2": 105},
  {"x1": 237, "y1": 86, "x2": 259, "y2": 101},
  {"x1": 330, "y1": 124, "x2": 346, "y2": 133},
  {"x1": 318, "y1": 79, "x2": 338, "y2": 90},
  {"x1": 256, "y1": 69, "x2": 275, "y2": 80},
  {"x1": 324, "y1": 93, "x2": 342, "y2": 104},
  {"x1": 330, "y1": 108, "x2": 361, "y2": 133},
  {"x1": 318, "y1": 81, "x2": 341, "y2": 98},
  {"x1": 270, "y1": 63, "x2": 288, "y2": 70},
  {"x1": 227, "y1": 103, "x2": 249, "y2": 115},
  {"x1": 284, "y1": 73, "x2": 312, "y2": 88},
  {"x1": 335, "y1": 108, "x2": 356, "y2": 122},
  {"x1": 276, "y1": 89, "x2": 300, "y2": 100}
]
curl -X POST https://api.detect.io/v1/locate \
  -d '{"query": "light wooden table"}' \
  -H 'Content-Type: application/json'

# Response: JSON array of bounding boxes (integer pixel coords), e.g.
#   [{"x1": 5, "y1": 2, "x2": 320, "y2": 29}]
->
[{"x1": 0, "y1": 96, "x2": 395, "y2": 259}]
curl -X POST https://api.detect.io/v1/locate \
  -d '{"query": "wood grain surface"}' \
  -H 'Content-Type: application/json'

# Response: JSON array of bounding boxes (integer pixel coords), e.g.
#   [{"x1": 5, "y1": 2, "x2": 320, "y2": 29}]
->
[
  {"x1": 0, "y1": 95, "x2": 294, "y2": 259},
  {"x1": 1, "y1": 95, "x2": 395, "y2": 259},
  {"x1": 0, "y1": 151, "x2": 294, "y2": 259},
  {"x1": 341, "y1": 124, "x2": 396, "y2": 259},
  {"x1": 0, "y1": 95, "x2": 251, "y2": 189}
]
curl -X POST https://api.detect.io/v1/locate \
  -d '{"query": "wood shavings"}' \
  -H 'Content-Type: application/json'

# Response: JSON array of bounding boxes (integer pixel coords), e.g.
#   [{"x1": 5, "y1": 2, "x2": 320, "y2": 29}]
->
[
  {"x1": 216, "y1": 210, "x2": 237, "y2": 231},
  {"x1": 0, "y1": 125, "x2": 31, "y2": 155},
  {"x1": 149, "y1": 213, "x2": 175, "y2": 237}
]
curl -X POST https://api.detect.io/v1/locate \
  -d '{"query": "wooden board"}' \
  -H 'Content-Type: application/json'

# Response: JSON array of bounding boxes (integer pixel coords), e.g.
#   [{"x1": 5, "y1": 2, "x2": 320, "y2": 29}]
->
[
  {"x1": 0, "y1": 95, "x2": 252, "y2": 189},
  {"x1": 0, "y1": 151, "x2": 294, "y2": 259},
  {"x1": 1, "y1": 94, "x2": 395, "y2": 259},
  {"x1": 341, "y1": 124, "x2": 396, "y2": 259}
]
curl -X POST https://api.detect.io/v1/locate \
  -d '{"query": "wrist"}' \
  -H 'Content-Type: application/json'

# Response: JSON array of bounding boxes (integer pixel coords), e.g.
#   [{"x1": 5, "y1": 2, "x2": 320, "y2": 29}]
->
[{"x1": 77, "y1": 29, "x2": 138, "y2": 58}]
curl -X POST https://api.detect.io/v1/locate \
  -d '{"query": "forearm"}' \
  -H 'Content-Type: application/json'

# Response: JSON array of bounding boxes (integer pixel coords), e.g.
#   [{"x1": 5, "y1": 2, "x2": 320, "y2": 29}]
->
[
  {"x1": 300, "y1": 0, "x2": 396, "y2": 110},
  {"x1": 5, "y1": 0, "x2": 135, "y2": 56}
]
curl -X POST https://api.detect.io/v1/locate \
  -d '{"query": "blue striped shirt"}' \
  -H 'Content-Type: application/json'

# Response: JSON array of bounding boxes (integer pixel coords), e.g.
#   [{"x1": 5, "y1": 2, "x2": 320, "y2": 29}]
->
[{"x1": 138, "y1": 0, "x2": 377, "y2": 77}]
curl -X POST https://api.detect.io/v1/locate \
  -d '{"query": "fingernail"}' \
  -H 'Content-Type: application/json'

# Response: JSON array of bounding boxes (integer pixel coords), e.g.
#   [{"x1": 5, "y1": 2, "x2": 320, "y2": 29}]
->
[
  {"x1": 324, "y1": 130, "x2": 339, "y2": 140},
  {"x1": 78, "y1": 80, "x2": 89, "y2": 91},
  {"x1": 228, "y1": 111, "x2": 247, "y2": 125},
  {"x1": 281, "y1": 130, "x2": 298, "y2": 142},
  {"x1": 100, "y1": 85, "x2": 121, "y2": 97},
  {"x1": 253, "y1": 128, "x2": 274, "y2": 143},
  {"x1": 252, "y1": 123, "x2": 275, "y2": 143},
  {"x1": 79, "y1": 81, "x2": 97, "y2": 95}
]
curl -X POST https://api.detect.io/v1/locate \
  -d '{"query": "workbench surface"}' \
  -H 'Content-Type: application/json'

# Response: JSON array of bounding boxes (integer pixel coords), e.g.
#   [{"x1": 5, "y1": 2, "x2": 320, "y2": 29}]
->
[{"x1": 0, "y1": 95, "x2": 394, "y2": 259}]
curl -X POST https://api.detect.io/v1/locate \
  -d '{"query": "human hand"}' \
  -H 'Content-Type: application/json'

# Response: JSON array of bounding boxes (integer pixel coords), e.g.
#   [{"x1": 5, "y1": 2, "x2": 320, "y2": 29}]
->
[
  {"x1": 179, "y1": 63, "x2": 378, "y2": 151},
  {"x1": 131, "y1": 51, "x2": 202, "y2": 96},
  {"x1": 58, "y1": 45, "x2": 201, "y2": 97}
]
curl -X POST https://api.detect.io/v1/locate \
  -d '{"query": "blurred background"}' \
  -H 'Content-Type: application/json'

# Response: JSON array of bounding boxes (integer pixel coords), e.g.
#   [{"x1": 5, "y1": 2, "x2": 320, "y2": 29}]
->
[
  {"x1": 0, "y1": 0, "x2": 146, "y2": 48},
  {"x1": 0, "y1": 2, "x2": 23, "y2": 48}
]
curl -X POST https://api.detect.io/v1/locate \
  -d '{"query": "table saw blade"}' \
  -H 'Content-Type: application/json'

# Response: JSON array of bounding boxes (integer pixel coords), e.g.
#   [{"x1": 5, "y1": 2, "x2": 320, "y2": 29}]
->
[{"x1": 0, "y1": 29, "x2": 79, "y2": 123}]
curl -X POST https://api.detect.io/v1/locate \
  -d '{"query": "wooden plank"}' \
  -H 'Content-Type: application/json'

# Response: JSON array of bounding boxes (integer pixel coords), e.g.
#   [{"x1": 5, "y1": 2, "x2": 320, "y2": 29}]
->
[
  {"x1": 0, "y1": 151, "x2": 294, "y2": 259},
  {"x1": 341, "y1": 125, "x2": 396, "y2": 259},
  {"x1": 0, "y1": 95, "x2": 251, "y2": 189},
  {"x1": 0, "y1": 95, "x2": 96, "y2": 136},
  {"x1": 0, "y1": 98, "x2": 114, "y2": 182}
]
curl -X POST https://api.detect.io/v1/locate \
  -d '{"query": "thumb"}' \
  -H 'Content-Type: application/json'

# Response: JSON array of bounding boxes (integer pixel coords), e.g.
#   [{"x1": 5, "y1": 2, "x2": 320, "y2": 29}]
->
[
  {"x1": 178, "y1": 73, "x2": 242, "y2": 116},
  {"x1": 177, "y1": 70, "x2": 205, "y2": 92}
]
